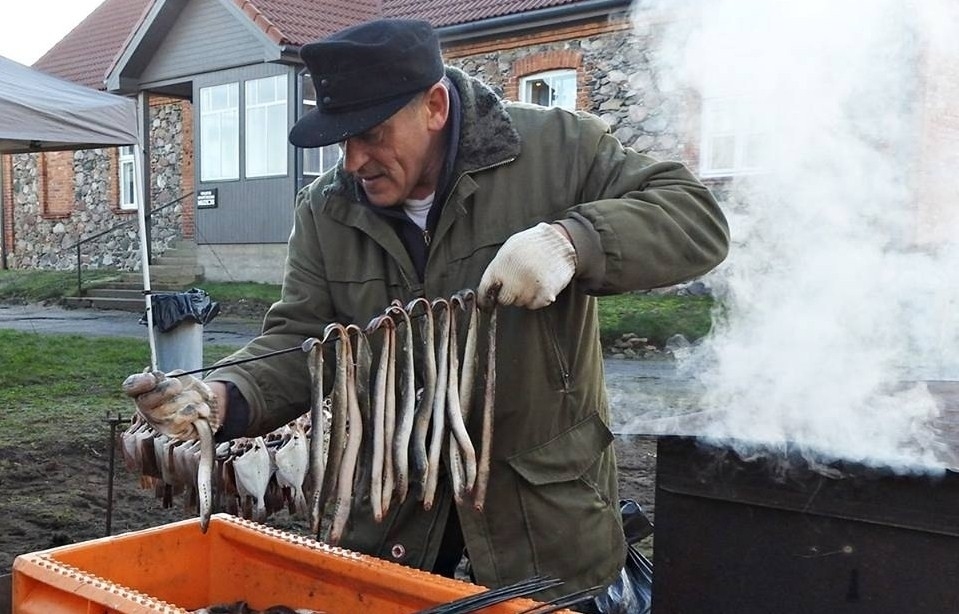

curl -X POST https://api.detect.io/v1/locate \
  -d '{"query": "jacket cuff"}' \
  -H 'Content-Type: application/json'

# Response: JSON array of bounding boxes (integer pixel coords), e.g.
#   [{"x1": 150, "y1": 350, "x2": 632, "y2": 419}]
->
[
  {"x1": 555, "y1": 213, "x2": 605, "y2": 289},
  {"x1": 212, "y1": 381, "x2": 251, "y2": 442}
]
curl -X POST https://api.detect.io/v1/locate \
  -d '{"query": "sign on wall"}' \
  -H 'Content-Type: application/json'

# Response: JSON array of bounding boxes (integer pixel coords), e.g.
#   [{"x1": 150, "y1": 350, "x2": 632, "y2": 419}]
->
[{"x1": 197, "y1": 188, "x2": 218, "y2": 209}]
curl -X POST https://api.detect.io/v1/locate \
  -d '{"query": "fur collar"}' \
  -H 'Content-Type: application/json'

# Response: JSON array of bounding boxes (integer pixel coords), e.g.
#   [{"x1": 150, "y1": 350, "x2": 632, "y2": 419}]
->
[{"x1": 323, "y1": 66, "x2": 521, "y2": 198}]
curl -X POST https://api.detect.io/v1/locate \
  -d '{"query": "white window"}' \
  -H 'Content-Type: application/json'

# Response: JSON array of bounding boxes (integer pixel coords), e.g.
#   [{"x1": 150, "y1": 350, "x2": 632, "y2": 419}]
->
[
  {"x1": 520, "y1": 70, "x2": 577, "y2": 111},
  {"x1": 700, "y1": 96, "x2": 767, "y2": 177},
  {"x1": 300, "y1": 74, "x2": 341, "y2": 176},
  {"x1": 199, "y1": 83, "x2": 239, "y2": 181},
  {"x1": 245, "y1": 75, "x2": 288, "y2": 178},
  {"x1": 118, "y1": 145, "x2": 137, "y2": 210}
]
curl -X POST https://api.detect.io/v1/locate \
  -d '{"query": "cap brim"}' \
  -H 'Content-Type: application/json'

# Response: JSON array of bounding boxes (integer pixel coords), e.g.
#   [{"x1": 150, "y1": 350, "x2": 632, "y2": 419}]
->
[{"x1": 289, "y1": 91, "x2": 417, "y2": 148}]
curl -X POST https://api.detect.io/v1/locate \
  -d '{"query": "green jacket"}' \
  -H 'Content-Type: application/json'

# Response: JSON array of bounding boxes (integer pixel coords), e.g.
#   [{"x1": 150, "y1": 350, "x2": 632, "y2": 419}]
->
[{"x1": 209, "y1": 67, "x2": 729, "y2": 597}]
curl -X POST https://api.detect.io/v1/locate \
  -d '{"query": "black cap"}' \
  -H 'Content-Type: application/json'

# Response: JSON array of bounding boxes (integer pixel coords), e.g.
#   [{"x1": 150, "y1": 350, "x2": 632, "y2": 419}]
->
[{"x1": 289, "y1": 19, "x2": 444, "y2": 148}]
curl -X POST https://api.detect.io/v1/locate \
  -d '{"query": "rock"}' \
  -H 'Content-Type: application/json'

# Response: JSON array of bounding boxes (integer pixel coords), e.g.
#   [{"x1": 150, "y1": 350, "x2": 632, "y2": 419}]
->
[
  {"x1": 685, "y1": 281, "x2": 709, "y2": 296},
  {"x1": 665, "y1": 334, "x2": 690, "y2": 352}
]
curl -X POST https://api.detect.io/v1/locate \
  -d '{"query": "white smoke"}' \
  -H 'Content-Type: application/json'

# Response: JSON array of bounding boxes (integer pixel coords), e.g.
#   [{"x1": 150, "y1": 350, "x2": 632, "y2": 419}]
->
[{"x1": 631, "y1": 0, "x2": 959, "y2": 471}]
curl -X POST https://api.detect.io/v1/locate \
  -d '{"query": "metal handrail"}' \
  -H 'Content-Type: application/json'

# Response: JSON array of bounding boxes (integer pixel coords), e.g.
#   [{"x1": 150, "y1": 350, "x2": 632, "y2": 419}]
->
[{"x1": 67, "y1": 192, "x2": 194, "y2": 296}]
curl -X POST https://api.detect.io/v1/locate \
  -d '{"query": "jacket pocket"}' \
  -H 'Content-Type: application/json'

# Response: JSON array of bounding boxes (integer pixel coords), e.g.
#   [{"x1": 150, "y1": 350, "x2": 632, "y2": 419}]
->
[
  {"x1": 508, "y1": 412, "x2": 613, "y2": 487},
  {"x1": 506, "y1": 413, "x2": 619, "y2": 575}
]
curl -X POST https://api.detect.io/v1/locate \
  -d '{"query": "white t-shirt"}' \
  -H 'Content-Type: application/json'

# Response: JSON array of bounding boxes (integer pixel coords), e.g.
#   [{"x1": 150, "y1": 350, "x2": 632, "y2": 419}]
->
[{"x1": 403, "y1": 193, "x2": 435, "y2": 230}]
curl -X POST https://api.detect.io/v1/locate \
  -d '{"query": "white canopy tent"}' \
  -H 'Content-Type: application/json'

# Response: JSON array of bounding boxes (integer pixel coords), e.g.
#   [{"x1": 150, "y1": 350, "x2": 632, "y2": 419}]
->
[{"x1": 0, "y1": 54, "x2": 158, "y2": 367}]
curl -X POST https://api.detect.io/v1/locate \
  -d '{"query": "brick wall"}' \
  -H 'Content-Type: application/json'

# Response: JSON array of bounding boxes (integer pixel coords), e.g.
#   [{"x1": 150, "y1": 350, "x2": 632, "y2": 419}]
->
[
  {"x1": 180, "y1": 99, "x2": 196, "y2": 240},
  {"x1": 1, "y1": 155, "x2": 11, "y2": 265},
  {"x1": 444, "y1": 13, "x2": 697, "y2": 167},
  {"x1": 445, "y1": 16, "x2": 631, "y2": 111},
  {"x1": 40, "y1": 151, "x2": 75, "y2": 218}
]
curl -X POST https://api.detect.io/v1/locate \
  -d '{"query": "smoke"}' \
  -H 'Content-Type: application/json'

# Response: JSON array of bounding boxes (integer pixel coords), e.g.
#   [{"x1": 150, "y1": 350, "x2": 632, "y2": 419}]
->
[{"x1": 631, "y1": 0, "x2": 959, "y2": 471}]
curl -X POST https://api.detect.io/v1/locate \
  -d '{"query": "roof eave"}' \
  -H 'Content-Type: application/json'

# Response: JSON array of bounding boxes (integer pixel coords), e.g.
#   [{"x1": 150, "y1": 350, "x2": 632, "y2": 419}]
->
[{"x1": 435, "y1": 0, "x2": 633, "y2": 42}]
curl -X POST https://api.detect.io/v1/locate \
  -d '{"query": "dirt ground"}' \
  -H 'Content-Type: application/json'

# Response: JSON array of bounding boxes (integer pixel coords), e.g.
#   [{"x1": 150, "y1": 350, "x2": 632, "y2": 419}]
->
[{"x1": 0, "y1": 433, "x2": 658, "y2": 576}]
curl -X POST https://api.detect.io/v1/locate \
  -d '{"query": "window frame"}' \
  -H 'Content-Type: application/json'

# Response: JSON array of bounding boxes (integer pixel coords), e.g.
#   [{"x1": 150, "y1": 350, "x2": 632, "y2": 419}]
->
[
  {"x1": 244, "y1": 74, "x2": 289, "y2": 179},
  {"x1": 299, "y1": 72, "x2": 341, "y2": 179},
  {"x1": 698, "y1": 95, "x2": 768, "y2": 178},
  {"x1": 199, "y1": 82, "x2": 240, "y2": 183},
  {"x1": 117, "y1": 145, "x2": 137, "y2": 210},
  {"x1": 519, "y1": 69, "x2": 578, "y2": 111}
]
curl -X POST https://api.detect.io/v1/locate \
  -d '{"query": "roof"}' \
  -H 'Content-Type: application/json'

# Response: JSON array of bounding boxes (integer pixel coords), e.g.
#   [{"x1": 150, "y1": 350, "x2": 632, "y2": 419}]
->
[
  {"x1": 248, "y1": 0, "x2": 381, "y2": 44},
  {"x1": 383, "y1": 0, "x2": 585, "y2": 28},
  {"x1": 32, "y1": 0, "x2": 153, "y2": 89},
  {"x1": 34, "y1": 0, "x2": 619, "y2": 89}
]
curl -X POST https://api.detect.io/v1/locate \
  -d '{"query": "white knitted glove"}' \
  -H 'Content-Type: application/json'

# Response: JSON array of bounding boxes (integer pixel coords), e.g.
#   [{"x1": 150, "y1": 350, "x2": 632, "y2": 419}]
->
[
  {"x1": 478, "y1": 222, "x2": 577, "y2": 309},
  {"x1": 122, "y1": 369, "x2": 221, "y2": 441}
]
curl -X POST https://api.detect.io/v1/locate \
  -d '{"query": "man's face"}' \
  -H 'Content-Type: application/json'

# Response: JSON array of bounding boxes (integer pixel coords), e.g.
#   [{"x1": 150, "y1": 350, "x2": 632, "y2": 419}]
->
[{"x1": 340, "y1": 86, "x2": 448, "y2": 207}]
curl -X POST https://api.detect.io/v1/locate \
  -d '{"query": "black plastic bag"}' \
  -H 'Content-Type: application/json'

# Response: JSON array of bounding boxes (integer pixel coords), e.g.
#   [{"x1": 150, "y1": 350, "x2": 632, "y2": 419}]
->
[
  {"x1": 586, "y1": 499, "x2": 654, "y2": 614},
  {"x1": 144, "y1": 288, "x2": 220, "y2": 333}
]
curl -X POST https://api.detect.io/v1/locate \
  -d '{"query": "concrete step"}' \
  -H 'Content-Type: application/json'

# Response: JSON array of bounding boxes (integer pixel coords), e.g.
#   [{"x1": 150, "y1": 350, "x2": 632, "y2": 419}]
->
[
  {"x1": 144, "y1": 264, "x2": 203, "y2": 286},
  {"x1": 84, "y1": 287, "x2": 144, "y2": 300},
  {"x1": 63, "y1": 295, "x2": 145, "y2": 312},
  {"x1": 107, "y1": 277, "x2": 187, "y2": 291}
]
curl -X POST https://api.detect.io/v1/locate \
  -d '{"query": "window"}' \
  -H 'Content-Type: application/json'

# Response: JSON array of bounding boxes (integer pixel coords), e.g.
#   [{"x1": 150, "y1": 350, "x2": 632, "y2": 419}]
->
[
  {"x1": 700, "y1": 96, "x2": 767, "y2": 177},
  {"x1": 300, "y1": 73, "x2": 341, "y2": 177},
  {"x1": 199, "y1": 83, "x2": 239, "y2": 181},
  {"x1": 118, "y1": 146, "x2": 137, "y2": 210},
  {"x1": 520, "y1": 70, "x2": 577, "y2": 111},
  {"x1": 245, "y1": 75, "x2": 288, "y2": 178}
]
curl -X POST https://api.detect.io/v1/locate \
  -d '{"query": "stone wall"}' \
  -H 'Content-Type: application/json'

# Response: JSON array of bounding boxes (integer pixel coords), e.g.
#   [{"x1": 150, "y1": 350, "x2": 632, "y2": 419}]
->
[
  {"x1": 445, "y1": 16, "x2": 700, "y2": 168},
  {"x1": 5, "y1": 98, "x2": 189, "y2": 272}
]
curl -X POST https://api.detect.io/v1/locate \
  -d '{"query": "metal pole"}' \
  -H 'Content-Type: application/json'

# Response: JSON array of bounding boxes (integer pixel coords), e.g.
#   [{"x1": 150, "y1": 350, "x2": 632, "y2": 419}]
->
[
  {"x1": 76, "y1": 240, "x2": 82, "y2": 296},
  {"x1": 134, "y1": 92, "x2": 158, "y2": 370},
  {"x1": 104, "y1": 412, "x2": 127, "y2": 536}
]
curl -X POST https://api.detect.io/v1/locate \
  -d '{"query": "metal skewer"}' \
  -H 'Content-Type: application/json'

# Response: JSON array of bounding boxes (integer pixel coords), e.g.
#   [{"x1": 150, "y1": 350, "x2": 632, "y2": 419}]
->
[{"x1": 170, "y1": 337, "x2": 319, "y2": 377}]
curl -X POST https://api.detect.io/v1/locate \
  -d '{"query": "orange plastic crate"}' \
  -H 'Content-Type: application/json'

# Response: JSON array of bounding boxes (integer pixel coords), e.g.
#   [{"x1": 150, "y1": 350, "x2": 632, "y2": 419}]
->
[{"x1": 12, "y1": 514, "x2": 569, "y2": 613}]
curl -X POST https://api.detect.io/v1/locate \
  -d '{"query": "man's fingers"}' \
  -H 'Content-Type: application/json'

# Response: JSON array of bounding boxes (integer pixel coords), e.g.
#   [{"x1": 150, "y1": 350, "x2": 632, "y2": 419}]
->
[
  {"x1": 134, "y1": 377, "x2": 184, "y2": 410},
  {"x1": 122, "y1": 372, "x2": 158, "y2": 396},
  {"x1": 477, "y1": 271, "x2": 501, "y2": 309}
]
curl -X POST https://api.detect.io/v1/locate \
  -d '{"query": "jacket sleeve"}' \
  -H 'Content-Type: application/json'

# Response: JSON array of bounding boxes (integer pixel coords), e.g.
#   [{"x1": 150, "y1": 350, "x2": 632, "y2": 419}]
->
[
  {"x1": 557, "y1": 112, "x2": 730, "y2": 294},
  {"x1": 206, "y1": 184, "x2": 335, "y2": 436}
]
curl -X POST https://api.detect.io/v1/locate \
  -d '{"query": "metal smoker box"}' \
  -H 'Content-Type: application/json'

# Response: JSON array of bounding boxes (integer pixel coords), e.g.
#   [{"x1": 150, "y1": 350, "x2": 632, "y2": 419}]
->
[
  {"x1": 12, "y1": 514, "x2": 567, "y2": 613},
  {"x1": 653, "y1": 435, "x2": 959, "y2": 613}
]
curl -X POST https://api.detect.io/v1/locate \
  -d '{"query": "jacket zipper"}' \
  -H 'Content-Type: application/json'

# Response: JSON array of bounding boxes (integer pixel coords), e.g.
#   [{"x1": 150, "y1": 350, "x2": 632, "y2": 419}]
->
[
  {"x1": 542, "y1": 310, "x2": 571, "y2": 392},
  {"x1": 422, "y1": 156, "x2": 516, "y2": 291}
]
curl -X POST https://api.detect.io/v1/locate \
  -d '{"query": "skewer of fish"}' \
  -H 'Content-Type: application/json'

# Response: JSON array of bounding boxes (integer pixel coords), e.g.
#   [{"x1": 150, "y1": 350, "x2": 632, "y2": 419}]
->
[
  {"x1": 330, "y1": 327, "x2": 362, "y2": 544},
  {"x1": 445, "y1": 298, "x2": 477, "y2": 504},
  {"x1": 424, "y1": 298, "x2": 451, "y2": 510},
  {"x1": 305, "y1": 335, "x2": 327, "y2": 534},
  {"x1": 390, "y1": 301, "x2": 417, "y2": 505},
  {"x1": 408, "y1": 297, "x2": 437, "y2": 501},
  {"x1": 121, "y1": 289, "x2": 498, "y2": 535}
]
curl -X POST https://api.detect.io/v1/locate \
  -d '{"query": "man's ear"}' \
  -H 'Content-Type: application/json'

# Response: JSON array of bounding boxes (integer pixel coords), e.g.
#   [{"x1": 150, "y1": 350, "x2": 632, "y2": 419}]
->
[{"x1": 425, "y1": 82, "x2": 450, "y2": 131}]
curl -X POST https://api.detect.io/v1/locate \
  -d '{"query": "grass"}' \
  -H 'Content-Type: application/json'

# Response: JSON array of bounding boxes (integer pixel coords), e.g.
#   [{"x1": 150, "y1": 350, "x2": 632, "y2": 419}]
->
[
  {"x1": 0, "y1": 269, "x2": 122, "y2": 302},
  {"x1": 195, "y1": 280, "x2": 281, "y2": 305},
  {"x1": 0, "y1": 330, "x2": 236, "y2": 447},
  {"x1": 0, "y1": 268, "x2": 717, "y2": 345},
  {"x1": 597, "y1": 293, "x2": 716, "y2": 347}
]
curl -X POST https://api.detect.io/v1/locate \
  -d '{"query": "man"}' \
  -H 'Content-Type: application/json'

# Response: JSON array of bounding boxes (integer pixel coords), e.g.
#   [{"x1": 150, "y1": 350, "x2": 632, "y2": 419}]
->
[{"x1": 126, "y1": 18, "x2": 728, "y2": 608}]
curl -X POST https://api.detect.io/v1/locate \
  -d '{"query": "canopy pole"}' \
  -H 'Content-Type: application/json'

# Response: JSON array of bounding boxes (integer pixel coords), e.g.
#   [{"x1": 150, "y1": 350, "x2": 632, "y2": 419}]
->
[{"x1": 134, "y1": 91, "x2": 157, "y2": 370}]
